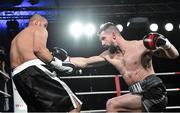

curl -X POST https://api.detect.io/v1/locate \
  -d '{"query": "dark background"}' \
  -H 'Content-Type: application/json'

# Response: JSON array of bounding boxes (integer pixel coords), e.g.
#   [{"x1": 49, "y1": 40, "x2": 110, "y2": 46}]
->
[{"x1": 0, "y1": 0, "x2": 180, "y2": 112}]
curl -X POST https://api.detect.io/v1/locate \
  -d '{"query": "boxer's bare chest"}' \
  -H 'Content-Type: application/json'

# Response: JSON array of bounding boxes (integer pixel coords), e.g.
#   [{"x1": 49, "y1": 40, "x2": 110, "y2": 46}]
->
[
  {"x1": 107, "y1": 42, "x2": 147, "y2": 74},
  {"x1": 105, "y1": 41, "x2": 153, "y2": 84}
]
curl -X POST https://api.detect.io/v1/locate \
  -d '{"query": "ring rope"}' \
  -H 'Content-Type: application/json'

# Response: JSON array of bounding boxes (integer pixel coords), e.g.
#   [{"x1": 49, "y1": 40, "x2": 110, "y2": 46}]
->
[
  {"x1": 0, "y1": 70, "x2": 10, "y2": 79},
  {"x1": 75, "y1": 88, "x2": 180, "y2": 95},
  {"x1": 0, "y1": 90, "x2": 11, "y2": 97},
  {"x1": 166, "y1": 106, "x2": 180, "y2": 109},
  {"x1": 60, "y1": 72, "x2": 180, "y2": 79},
  {"x1": 81, "y1": 106, "x2": 180, "y2": 112},
  {"x1": 81, "y1": 109, "x2": 106, "y2": 113}
]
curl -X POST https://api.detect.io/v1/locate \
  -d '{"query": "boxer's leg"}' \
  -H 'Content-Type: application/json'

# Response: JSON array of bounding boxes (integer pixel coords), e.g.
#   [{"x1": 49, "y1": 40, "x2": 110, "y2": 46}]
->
[{"x1": 106, "y1": 93, "x2": 142, "y2": 112}]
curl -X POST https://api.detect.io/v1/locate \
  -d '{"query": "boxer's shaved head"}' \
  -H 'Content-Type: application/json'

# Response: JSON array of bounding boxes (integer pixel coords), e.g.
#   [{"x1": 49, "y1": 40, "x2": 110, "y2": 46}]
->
[
  {"x1": 98, "y1": 22, "x2": 121, "y2": 36},
  {"x1": 29, "y1": 14, "x2": 48, "y2": 28},
  {"x1": 30, "y1": 14, "x2": 47, "y2": 22}
]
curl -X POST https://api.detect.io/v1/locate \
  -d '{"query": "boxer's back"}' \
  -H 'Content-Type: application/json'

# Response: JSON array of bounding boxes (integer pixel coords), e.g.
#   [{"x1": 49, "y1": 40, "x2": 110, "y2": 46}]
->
[{"x1": 10, "y1": 26, "x2": 38, "y2": 69}]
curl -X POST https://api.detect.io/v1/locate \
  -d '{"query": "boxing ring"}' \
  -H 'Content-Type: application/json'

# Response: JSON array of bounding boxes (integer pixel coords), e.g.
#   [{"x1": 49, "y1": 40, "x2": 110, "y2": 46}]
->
[
  {"x1": 60, "y1": 71, "x2": 180, "y2": 112},
  {"x1": 0, "y1": 70, "x2": 11, "y2": 111},
  {"x1": 8, "y1": 71, "x2": 180, "y2": 112}
]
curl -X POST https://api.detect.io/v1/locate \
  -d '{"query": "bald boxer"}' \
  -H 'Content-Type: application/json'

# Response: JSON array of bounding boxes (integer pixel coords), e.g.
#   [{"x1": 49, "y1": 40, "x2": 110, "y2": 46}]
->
[
  {"x1": 68, "y1": 22, "x2": 179, "y2": 112},
  {"x1": 10, "y1": 14, "x2": 82, "y2": 112}
]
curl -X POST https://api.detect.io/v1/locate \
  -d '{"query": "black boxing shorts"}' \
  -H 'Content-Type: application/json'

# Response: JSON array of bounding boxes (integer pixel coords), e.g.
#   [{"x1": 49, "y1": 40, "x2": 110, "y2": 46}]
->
[
  {"x1": 129, "y1": 75, "x2": 168, "y2": 112},
  {"x1": 12, "y1": 59, "x2": 82, "y2": 112}
]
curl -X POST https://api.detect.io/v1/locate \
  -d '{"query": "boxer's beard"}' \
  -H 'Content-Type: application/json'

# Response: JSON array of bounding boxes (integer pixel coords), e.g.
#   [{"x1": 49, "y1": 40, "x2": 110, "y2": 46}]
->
[{"x1": 109, "y1": 44, "x2": 118, "y2": 54}]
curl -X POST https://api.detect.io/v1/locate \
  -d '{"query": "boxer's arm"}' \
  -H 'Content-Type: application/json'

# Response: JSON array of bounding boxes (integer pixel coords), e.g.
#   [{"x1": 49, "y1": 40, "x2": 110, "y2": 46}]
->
[
  {"x1": 33, "y1": 28, "x2": 53, "y2": 63},
  {"x1": 33, "y1": 29, "x2": 74, "y2": 73},
  {"x1": 153, "y1": 44, "x2": 179, "y2": 59},
  {"x1": 70, "y1": 55, "x2": 107, "y2": 68},
  {"x1": 143, "y1": 33, "x2": 179, "y2": 59}
]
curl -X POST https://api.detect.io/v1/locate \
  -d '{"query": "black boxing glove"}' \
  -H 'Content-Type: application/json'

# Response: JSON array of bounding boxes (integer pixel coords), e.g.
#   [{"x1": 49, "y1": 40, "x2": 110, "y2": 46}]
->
[
  {"x1": 143, "y1": 32, "x2": 171, "y2": 50},
  {"x1": 52, "y1": 47, "x2": 70, "y2": 61}
]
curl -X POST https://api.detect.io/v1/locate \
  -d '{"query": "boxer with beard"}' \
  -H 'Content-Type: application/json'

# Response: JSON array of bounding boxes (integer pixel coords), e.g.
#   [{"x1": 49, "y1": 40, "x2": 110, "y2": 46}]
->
[{"x1": 64, "y1": 22, "x2": 179, "y2": 112}]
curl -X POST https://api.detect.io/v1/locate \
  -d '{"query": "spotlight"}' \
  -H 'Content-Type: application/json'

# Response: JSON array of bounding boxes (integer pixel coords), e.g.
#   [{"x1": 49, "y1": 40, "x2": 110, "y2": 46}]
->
[
  {"x1": 116, "y1": 24, "x2": 123, "y2": 32},
  {"x1": 127, "y1": 21, "x2": 130, "y2": 27},
  {"x1": 84, "y1": 23, "x2": 96, "y2": 37},
  {"x1": 70, "y1": 22, "x2": 83, "y2": 39},
  {"x1": 165, "y1": 23, "x2": 173, "y2": 31},
  {"x1": 149, "y1": 23, "x2": 158, "y2": 32}
]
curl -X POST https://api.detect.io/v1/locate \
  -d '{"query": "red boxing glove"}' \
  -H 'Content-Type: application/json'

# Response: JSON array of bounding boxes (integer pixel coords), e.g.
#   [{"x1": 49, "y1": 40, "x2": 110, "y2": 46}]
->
[{"x1": 143, "y1": 33, "x2": 171, "y2": 50}]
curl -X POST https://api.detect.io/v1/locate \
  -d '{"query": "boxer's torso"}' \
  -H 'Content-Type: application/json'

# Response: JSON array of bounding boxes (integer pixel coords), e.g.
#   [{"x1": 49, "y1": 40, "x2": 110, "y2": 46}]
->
[
  {"x1": 104, "y1": 40, "x2": 155, "y2": 86},
  {"x1": 10, "y1": 26, "x2": 47, "y2": 69}
]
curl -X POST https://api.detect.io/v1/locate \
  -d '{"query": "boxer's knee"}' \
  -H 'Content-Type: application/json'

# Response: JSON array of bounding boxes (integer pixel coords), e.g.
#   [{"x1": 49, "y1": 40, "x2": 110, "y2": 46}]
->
[
  {"x1": 106, "y1": 98, "x2": 117, "y2": 112},
  {"x1": 106, "y1": 97, "x2": 127, "y2": 112}
]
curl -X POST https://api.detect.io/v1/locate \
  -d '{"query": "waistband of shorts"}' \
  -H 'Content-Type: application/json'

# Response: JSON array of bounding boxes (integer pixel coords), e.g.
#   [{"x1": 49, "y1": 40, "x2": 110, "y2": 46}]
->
[
  {"x1": 12, "y1": 59, "x2": 45, "y2": 77},
  {"x1": 129, "y1": 74, "x2": 162, "y2": 93}
]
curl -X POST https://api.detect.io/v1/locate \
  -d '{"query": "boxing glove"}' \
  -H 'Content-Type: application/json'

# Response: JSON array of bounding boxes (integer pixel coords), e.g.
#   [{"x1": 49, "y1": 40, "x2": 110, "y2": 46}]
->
[
  {"x1": 50, "y1": 57, "x2": 73, "y2": 74},
  {"x1": 52, "y1": 47, "x2": 70, "y2": 61},
  {"x1": 143, "y1": 33, "x2": 171, "y2": 50}
]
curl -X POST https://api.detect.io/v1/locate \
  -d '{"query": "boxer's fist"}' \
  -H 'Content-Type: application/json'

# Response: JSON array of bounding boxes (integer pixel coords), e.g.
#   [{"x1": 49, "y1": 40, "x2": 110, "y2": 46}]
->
[
  {"x1": 50, "y1": 57, "x2": 73, "y2": 74},
  {"x1": 143, "y1": 33, "x2": 171, "y2": 50},
  {"x1": 52, "y1": 47, "x2": 69, "y2": 61},
  {"x1": 62, "y1": 62, "x2": 76, "y2": 73}
]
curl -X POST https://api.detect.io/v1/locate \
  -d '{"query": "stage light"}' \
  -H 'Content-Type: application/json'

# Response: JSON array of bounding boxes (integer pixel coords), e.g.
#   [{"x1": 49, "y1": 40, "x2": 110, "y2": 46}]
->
[
  {"x1": 84, "y1": 23, "x2": 96, "y2": 37},
  {"x1": 70, "y1": 22, "x2": 83, "y2": 39},
  {"x1": 127, "y1": 21, "x2": 130, "y2": 27},
  {"x1": 165, "y1": 23, "x2": 173, "y2": 31},
  {"x1": 149, "y1": 23, "x2": 158, "y2": 32},
  {"x1": 116, "y1": 24, "x2": 123, "y2": 32}
]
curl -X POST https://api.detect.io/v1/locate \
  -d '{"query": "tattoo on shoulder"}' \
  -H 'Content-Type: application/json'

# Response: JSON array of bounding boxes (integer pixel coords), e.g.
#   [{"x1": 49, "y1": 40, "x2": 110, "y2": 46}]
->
[{"x1": 141, "y1": 51, "x2": 152, "y2": 69}]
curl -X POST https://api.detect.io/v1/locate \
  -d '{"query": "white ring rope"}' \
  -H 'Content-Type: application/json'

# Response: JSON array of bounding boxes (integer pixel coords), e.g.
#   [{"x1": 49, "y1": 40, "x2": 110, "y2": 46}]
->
[
  {"x1": 81, "y1": 106, "x2": 180, "y2": 112},
  {"x1": 60, "y1": 72, "x2": 180, "y2": 79},
  {"x1": 60, "y1": 75, "x2": 121, "y2": 79},
  {"x1": 82, "y1": 109, "x2": 106, "y2": 113},
  {"x1": 0, "y1": 70, "x2": 10, "y2": 79},
  {"x1": 166, "y1": 106, "x2": 180, "y2": 109},
  {"x1": 75, "y1": 88, "x2": 180, "y2": 95},
  {"x1": 0, "y1": 90, "x2": 11, "y2": 97}
]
